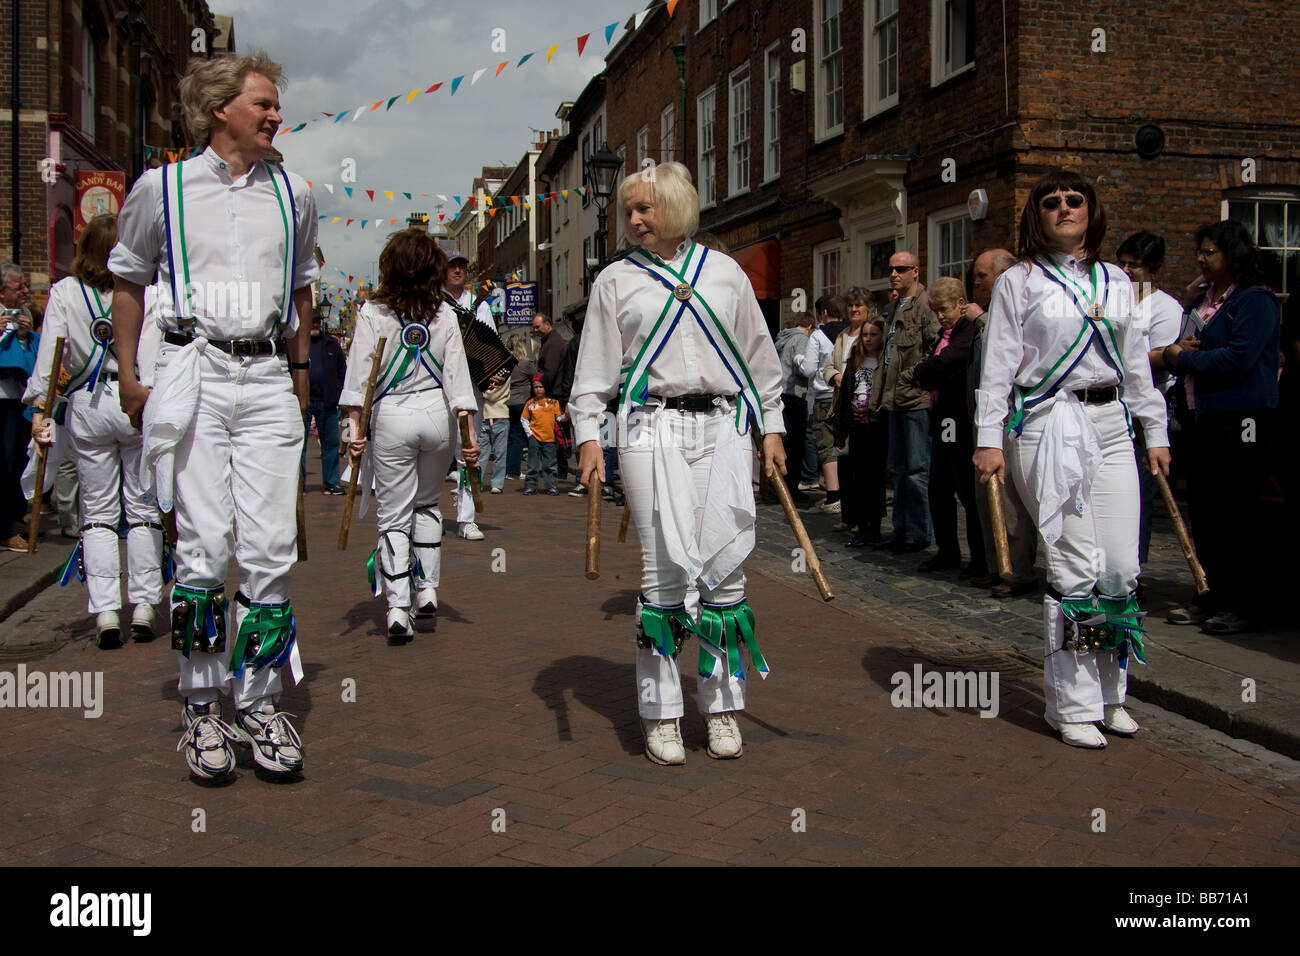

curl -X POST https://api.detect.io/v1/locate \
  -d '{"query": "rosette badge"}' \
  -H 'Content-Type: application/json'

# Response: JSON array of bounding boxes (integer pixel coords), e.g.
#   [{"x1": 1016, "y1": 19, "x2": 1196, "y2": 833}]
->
[
  {"x1": 672, "y1": 282, "x2": 693, "y2": 302},
  {"x1": 91, "y1": 317, "x2": 115, "y2": 345},
  {"x1": 400, "y1": 321, "x2": 429, "y2": 350}
]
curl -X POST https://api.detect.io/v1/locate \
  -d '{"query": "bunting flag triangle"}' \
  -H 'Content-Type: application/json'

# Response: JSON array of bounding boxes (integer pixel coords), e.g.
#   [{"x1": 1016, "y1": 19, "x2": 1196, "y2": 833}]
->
[
  {"x1": 667, "y1": 0, "x2": 680, "y2": 15},
  {"x1": 385, "y1": 191, "x2": 394, "y2": 200},
  {"x1": 331, "y1": 217, "x2": 341, "y2": 223},
  {"x1": 561, "y1": 189, "x2": 568, "y2": 199},
  {"x1": 450, "y1": 75, "x2": 464, "y2": 94},
  {"x1": 346, "y1": 222, "x2": 354, "y2": 228},
  {"x1": 576, "y1": 33, "x2": 591, "y2": 56},
  {"x1": 489, "y1": 208, "x2": 498, "y2": 218},
  {"x1": 605, "y1": 21, "x2": 619, "y2": 44},
  {"x1": 364, "y1": 190, "x2": 374, "y2": 201},
  {"x1": 334, "y1": 111, "x2": 349, "y2": 123},
  {"x1": 307, "y1": 180, "x2": 313, "y2": 188},
  {"x1": 438, "y1": 214, "x2": 445, "y2": 222},
  {"x1": 495, "y1": 61, "x2": 509, "y2": 78},
  {"x1": 291, "y1": 122, "x2": 307, "y2": 132},
  {"x1": 546, "y1": 43, "x2": 561, "y2": 63},
  {"x1": 369, "y1": 100, "x2": 383, "y2": 113},
  {"x1": 517, "y1": 52, "x2": 533, "y2": 67},
  {"x1": 385, "y1": 95, "x2": 400, "y2": 110},
  {"x1": 426, "y1": 82, "x2": 443, "y2": 93},
  {"x1": 348, "y1": 275, "x2": 353, "y2": 283},
  {"x1": 471, "y1": 68, "x2": 486, "y2": 85},
  {"x1": 344, "y1": 187, "x2": 353, "y2": 198},
  {"x1": 389, "y1": 218, "x2": 398, "y2": 225},
  {"x1": 437, "y1": 194, "x2": 448, "y2": 202},
  {"x1": 453, "y1": 195, "x2": 462, "y2": 205},
  {"x1": 323, "y1": 183, "x2": 334, "y2": 194},
  {"x1": 634, "y1": 9, "x2": 650, "y2": 28},
  {"x1": 403, "y1": 192, "x2": 411, "y2": 200},
  {"x1": 352, "y1": 105, "x2": 366, "y2": 121},
  {"x1": 360, "y1": 220, "x2": 368, "y2": 228},
  {"x1": 524, "y1": 201, "x2": 531, "y2": 211}
]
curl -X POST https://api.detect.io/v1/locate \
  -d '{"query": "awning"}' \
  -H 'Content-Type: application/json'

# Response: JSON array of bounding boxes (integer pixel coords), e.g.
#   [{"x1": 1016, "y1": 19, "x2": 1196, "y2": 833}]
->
[{"x1": 730, "y1": 239, "x2": 781, "y2": 299}]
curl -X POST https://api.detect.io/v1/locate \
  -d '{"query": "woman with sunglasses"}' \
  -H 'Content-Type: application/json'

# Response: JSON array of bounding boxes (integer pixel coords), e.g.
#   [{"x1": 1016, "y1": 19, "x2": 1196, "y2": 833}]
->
[{"x1": 973, "y1": 172, "x2": 1170, "y2": 749}]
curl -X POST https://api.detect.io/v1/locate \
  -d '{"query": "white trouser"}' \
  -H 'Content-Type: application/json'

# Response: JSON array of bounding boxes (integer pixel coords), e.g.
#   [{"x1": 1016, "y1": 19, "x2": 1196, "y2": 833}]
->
[
  {"x1": 454, "y1": 391, "x2": 484, "y2": 523},
  {"x1": 67, "y1": 383, "x2": 163, "y2": 613},
  {"x1": 1010, "y1": 400, "x2": 1138, "y2": 722},
  {"x1": 621, "y1": 406, "x2": 748, "y2": 720},
  {"x1": 370, "y1": 389, "x2": 455, "y2": 608},
  {"x1": 166, "y1": 346, "x2": 302, "y2": 711}
]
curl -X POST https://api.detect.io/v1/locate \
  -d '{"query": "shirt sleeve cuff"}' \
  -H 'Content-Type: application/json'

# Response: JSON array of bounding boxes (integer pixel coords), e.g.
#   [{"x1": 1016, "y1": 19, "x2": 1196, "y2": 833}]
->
[
  {"x1": 107, "y1": 247, "x2": 157, "y2": 287},
  {"x1": 337, "y1": 389, "x2": 363, "y2": 408},
  {"x1": 975, "y1": 426, "x2": 1004, "y2": 449}
]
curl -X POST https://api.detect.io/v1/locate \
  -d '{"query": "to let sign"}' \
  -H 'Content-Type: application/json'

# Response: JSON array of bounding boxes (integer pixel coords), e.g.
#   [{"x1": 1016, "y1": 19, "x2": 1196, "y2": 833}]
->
[{"x1": 504, "y1": 281, "x2": 537, "y2": 327}]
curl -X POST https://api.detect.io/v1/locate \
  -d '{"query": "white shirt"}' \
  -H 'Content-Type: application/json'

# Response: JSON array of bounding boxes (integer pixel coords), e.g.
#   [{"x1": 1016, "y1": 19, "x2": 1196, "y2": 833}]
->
[
  {"x1": 443, "y1": 287, "x2": 495, "y2": 331},
  {"x1": 22, "y1": 277, "x2": 161, "y2": 405},
  {"x1": 975, "y1": 253, "x2": 1168, "y2": 449},
  {"x1": 108, "y1": 147, "x2": 319, "y2": 339},
  {"x1": 339, "y1": 300, "x2": 476, "y2": 413},
  {"x1": 796, "y1": 327, "x2": 835, "y2": 399},
  {"x1": 569, "y1": 241, "x2": 785, "y2": 445},
  {"x1": 1137, "y1": 288, "x2": 1184, "y2": 394}
]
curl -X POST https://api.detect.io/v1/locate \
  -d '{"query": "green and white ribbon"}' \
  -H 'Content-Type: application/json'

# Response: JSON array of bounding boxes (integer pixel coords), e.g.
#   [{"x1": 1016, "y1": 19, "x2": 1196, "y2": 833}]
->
[
  {"x1": 698, "y1": 599, "x2": 768, "y2": 681},
  {"x1": 639, "y1": 602, "x2": 701, "y2": 660},
  {"x1": 229, "y1": 600, "x2": 296, "y2": 678}
]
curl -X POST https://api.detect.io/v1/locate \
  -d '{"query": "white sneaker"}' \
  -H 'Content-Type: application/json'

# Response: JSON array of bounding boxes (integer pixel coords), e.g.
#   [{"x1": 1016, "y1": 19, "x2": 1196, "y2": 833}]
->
[
  {"x1": 1045, "y1": 714, "x2": 1107, "y2": 749},
  {"x1": 177, "y1": 700, "x2": 239, "y2": 780},
  {"x1": 1100, "y1": 704, "x2": 1140, "y2": 736},
  {"x1": 387, "y1": 607, "x2": 414, "y2": 643},
  {"x1": 415, "y1": 586, "x2": 437, "y2": 619},
  {"x1": 705, "y1": 711, "x2": 744, "y2": 759},
  {"x1": 233, "y1": 701, "x2": 304, "y2": 774},
  {"x1": 130, "y1": 604, "x2": 155, "y2": 641},
  {"x1": 641, "y1": 718, "x2": 686, "y2": 766},
  {"x1": 459, "y1": 522, "x2": 484, "y2": 541},
  {"x1": 816, "y1": 498, "x2": 842, "y2": 514},
  {"x1": 96, "y1": 611, "x2": 122, "y2": 649}
]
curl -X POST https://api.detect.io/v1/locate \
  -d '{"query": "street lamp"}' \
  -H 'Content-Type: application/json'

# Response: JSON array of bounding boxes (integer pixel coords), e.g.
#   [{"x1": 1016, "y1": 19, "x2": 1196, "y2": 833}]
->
[{"x1": 584, "y1": 142, "x2": 623, "y2": 278}]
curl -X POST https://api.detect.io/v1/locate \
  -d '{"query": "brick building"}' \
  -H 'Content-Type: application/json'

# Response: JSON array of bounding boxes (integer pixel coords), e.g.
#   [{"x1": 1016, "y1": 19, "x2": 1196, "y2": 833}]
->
[
  {"x1": 600, "y1": 0, "x2": 1300, "y2": 335},
  {"x1": 2, "y1": 0, "x2": 221, "y2": 288}
]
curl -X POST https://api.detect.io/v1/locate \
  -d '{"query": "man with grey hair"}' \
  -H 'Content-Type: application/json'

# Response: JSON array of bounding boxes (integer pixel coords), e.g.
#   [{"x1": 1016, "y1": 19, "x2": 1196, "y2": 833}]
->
[
  {"x1": 109, "y1": 50, "x2": 318, "y2": 781},
  {"x1": 965, "y1": 248, "x2": 1038, "y2": 597},
  {"x1": 0, "y1": 263, "x2": 37, "y2": 550}
]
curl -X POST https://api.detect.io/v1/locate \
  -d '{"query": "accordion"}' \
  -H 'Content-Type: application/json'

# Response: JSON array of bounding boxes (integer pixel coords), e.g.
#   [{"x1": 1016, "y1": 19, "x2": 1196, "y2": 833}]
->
[{"x1": 443, "y1": 294, "x2": 517, "y2": 392}]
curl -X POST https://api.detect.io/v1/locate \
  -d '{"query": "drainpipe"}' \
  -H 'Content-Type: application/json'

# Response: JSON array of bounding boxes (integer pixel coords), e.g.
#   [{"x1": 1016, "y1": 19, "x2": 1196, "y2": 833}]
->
[
  {"x1": 10, "y1": 0, "x2": 21, "y2": 260},
  {"x1": 671, "y1": 42, "x2": 686, "y2": 160}
]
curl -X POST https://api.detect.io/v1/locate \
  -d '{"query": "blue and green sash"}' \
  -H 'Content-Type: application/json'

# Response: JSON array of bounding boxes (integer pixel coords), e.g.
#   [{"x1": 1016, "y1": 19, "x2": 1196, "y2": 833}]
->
[
  {"x1": 373, "y1": 320, "x2": 444, "y2": 401},
  {"x1": 62, "y1": 281, "x2": 116, "y2": 395}
]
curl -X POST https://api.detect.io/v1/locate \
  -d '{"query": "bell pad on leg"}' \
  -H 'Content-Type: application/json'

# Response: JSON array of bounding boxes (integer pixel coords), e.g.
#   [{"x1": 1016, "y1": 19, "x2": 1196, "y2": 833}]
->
[
  {"x1": 698, "y1": 599, "x2": 769, "y2": 681},
  {"x1": 228, "y1": 592, "x2": 297, "y2": 679},
  {"x1": 637, "y1": 598, "x2": 697, "y2": 659},
  {"x1": 171, "y1": 584, "x2": 228, "y2": 656}
]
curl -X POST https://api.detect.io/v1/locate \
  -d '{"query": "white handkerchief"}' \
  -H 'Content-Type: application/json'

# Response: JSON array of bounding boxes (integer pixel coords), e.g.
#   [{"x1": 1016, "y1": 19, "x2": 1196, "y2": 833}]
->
[
  {"x1": 1027, "y1": 391, "x2": 1102, "y2": 545},
  {"x1": 140, "y1": 339, "x2": 205, "y2": 512}
]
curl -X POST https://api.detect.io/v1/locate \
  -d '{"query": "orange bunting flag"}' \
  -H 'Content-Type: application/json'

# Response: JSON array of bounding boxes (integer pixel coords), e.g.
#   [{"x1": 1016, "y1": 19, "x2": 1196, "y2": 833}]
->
[
  {"x1": 369, "y1": 101, "x2": 383, "y2": 112},
  {"x1": 389, "y1": 218, "x2": 397, "y2": 225},
  {"x1": 576, "y1": 33, "x2": 590, "y2": 56},
  {"x1": 546, "y1": 43, "x2": 561, "y2": 63},
  {"x1": 667, "y1": 0, "x2": 680, "y2": 15},
  {"x1": 495, "y1": 61, "x2": 509, "y2": 77},
  {"x1": 489, "y1": 208, "x2": 498, "y2": 218}
]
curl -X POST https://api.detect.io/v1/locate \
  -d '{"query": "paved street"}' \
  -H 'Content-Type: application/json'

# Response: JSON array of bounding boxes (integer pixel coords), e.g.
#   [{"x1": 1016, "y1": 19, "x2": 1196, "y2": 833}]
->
[{"x1": 1, "y1": 458, "x2": 1299, "y2": 868}]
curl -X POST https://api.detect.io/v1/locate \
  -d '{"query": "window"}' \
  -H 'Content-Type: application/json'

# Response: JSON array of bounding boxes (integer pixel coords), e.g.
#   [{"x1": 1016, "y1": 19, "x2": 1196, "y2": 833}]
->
[
  {"x1": 697, "y1": 86, "x2": 717, "y2": 208},
  {"x1": 816, "y1": 244, "x2": 843, "y2": 298},
  {"x1": 1227, "y1": 194, "x2": 1300, "y2": 298},
  {"x1": 636, "y1": 125, "x2": 649, "y2": 170},
  {"x1": 81, "y1": 25, "x2": 96, "y2": 141},
  {"x1": 763, "y1": 42, "x2": 780, "y2": 182},
  {"x1": 867, "y1": 0, "x2": 899, "y2": 116},
  {"x1": 700, "y1": 0, "x2": 718, "y2": 28},
  {"x1": 814, "y1": 0, "x2": 844, "y2": 139},
  {"x1": 661, "y1": 105, "x2": 675, "y2": 164},
  {"x1": 867, "y1": 237, "x2": 897, "y2": 289},
  {"x1": 729, "y1": 67, "x2": 750, "y2": 197},
  {"x1": 928, "y1": 208, "x2": 974, "y2": 283},
  {"x1": 932, "y1": 0, "x2": 975, "y2": 85},
  {"x1": 580, "y1": 133, "x2": 591, "y2": 207}
]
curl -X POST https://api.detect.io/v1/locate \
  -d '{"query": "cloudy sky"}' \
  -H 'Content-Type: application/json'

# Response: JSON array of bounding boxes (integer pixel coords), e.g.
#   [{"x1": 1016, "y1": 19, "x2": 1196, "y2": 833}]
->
[{"x1": 217, "y1": 0, "x2": 633, "y2": 289}]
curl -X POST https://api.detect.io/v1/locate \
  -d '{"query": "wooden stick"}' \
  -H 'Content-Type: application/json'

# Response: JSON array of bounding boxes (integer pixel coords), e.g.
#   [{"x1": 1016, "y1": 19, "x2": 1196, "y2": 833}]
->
[
  {"x1": 458, "y1": 413, "x2": 482, "y2": 513},
  {"x1": 617, "y1": 502, "x2": 631, "y2": 543},
  {"x1": 584, "y1": 471, "x2": 600, "y2": 580},
  {"x1": 759, "y1": 437, "x2": 833, "y2": 602},
  {"x1": 27, "y1": 336, "x2": 65, "y2": 555},
  {"x1": 338, "y1": 336, "x2": 387, "y2": 550},
  {"x1": 295, "y1": 478, "x2": 307, "y2": 562},
  {"x1": 987, "y1": 473, "x2": 1013, "y2": 580},
  {"x1": 1155, "y1": 471, "x2": 1209, "y2": 595}
]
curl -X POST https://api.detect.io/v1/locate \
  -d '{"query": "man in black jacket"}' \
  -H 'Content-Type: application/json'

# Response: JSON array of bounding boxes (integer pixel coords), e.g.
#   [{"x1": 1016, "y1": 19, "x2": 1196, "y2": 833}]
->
[{"x1": 302, "y1": 309, "x2": 347, "y2": 493}]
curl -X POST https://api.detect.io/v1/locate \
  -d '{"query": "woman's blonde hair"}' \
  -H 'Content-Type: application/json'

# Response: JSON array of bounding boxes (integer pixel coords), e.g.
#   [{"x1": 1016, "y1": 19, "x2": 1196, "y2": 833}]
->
[
  {"x1": 71, "y1": 214, "x2": 117, "y2": 291},
  {"x1": 180, "y1": 50, "x2": 285, "y2": 145},
  {"x1": 615, "y1": 161, "x2": 699, "y2": 245}
]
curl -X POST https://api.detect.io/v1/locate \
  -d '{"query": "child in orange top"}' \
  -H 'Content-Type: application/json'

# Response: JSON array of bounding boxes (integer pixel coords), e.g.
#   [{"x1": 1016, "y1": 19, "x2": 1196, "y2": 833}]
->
[{"x1": 521, "y1": 376, "x2": 564, "y2": 495}]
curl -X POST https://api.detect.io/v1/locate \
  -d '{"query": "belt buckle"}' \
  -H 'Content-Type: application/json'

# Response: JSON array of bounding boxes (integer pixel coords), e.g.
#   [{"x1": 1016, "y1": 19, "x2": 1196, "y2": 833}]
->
[
  {"x1": 231, "y1": 339, "x2": 257, "y2": 357},
  {"x1": 175, "y1": 317, "x2": 196, "y2": 335}
]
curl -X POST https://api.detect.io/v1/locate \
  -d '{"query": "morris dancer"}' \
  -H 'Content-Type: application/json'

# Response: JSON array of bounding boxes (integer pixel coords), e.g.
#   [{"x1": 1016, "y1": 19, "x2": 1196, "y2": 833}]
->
[
  {"x1": 440, "y1": 248, "x2": 499, "y2": 541},
  {"x1": 109, "y1": 51, "x2": 319, "y2": 780},
  {"x1": 974, "y1": 172, "x2": 1170, "y2": 749},
  {"x1": 341, "y1": 230, "x2": 479, "y2": 642},
  {"x1": 570, "y1": 162, "x2": 786, "y2": 765},
  {"x1": 26, "y1": 214, "x2": 164, "y2": 649}
]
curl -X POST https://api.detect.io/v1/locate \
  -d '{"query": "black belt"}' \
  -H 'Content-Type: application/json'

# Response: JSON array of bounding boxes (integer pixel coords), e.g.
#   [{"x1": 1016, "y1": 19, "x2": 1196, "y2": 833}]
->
[
  {"x1": 164, "y1": 331, "x2": 286, "y2": 357},
  {"x1": 648, "y1": 393, "x2": 724, "y2": 412},
  {"x1": 1072, "y1": 386, "x2": 1117, "y2": 405}
]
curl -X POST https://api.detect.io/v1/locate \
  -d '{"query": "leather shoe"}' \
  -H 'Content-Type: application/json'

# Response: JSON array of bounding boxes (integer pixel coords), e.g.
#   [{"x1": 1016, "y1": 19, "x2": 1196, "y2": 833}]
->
[
  {"x1": 847, "y1": 534, "x2": 870, "y2": 548},
  {"x1": 969, "y1": 573, "x2": 1002, "y2": 588},
  {"x1": 991, "y1": 580, "x2": 1036, "y2": 599}
]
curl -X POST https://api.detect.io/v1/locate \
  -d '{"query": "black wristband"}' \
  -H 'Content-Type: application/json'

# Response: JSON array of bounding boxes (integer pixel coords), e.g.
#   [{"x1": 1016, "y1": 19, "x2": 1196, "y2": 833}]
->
[{"x1": 288, "y1": 360, "x2": 309, "y2": 370}]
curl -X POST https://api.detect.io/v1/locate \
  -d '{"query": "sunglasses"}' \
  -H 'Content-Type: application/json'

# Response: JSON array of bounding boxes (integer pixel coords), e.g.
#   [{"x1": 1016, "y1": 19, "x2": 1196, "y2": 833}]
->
[
  {"x1": 888, "y1": 265, "x2": 915, "y2": 274},
  {"x1": 1040, "y1": 194, "x2": 1086, "y2": 211}
]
